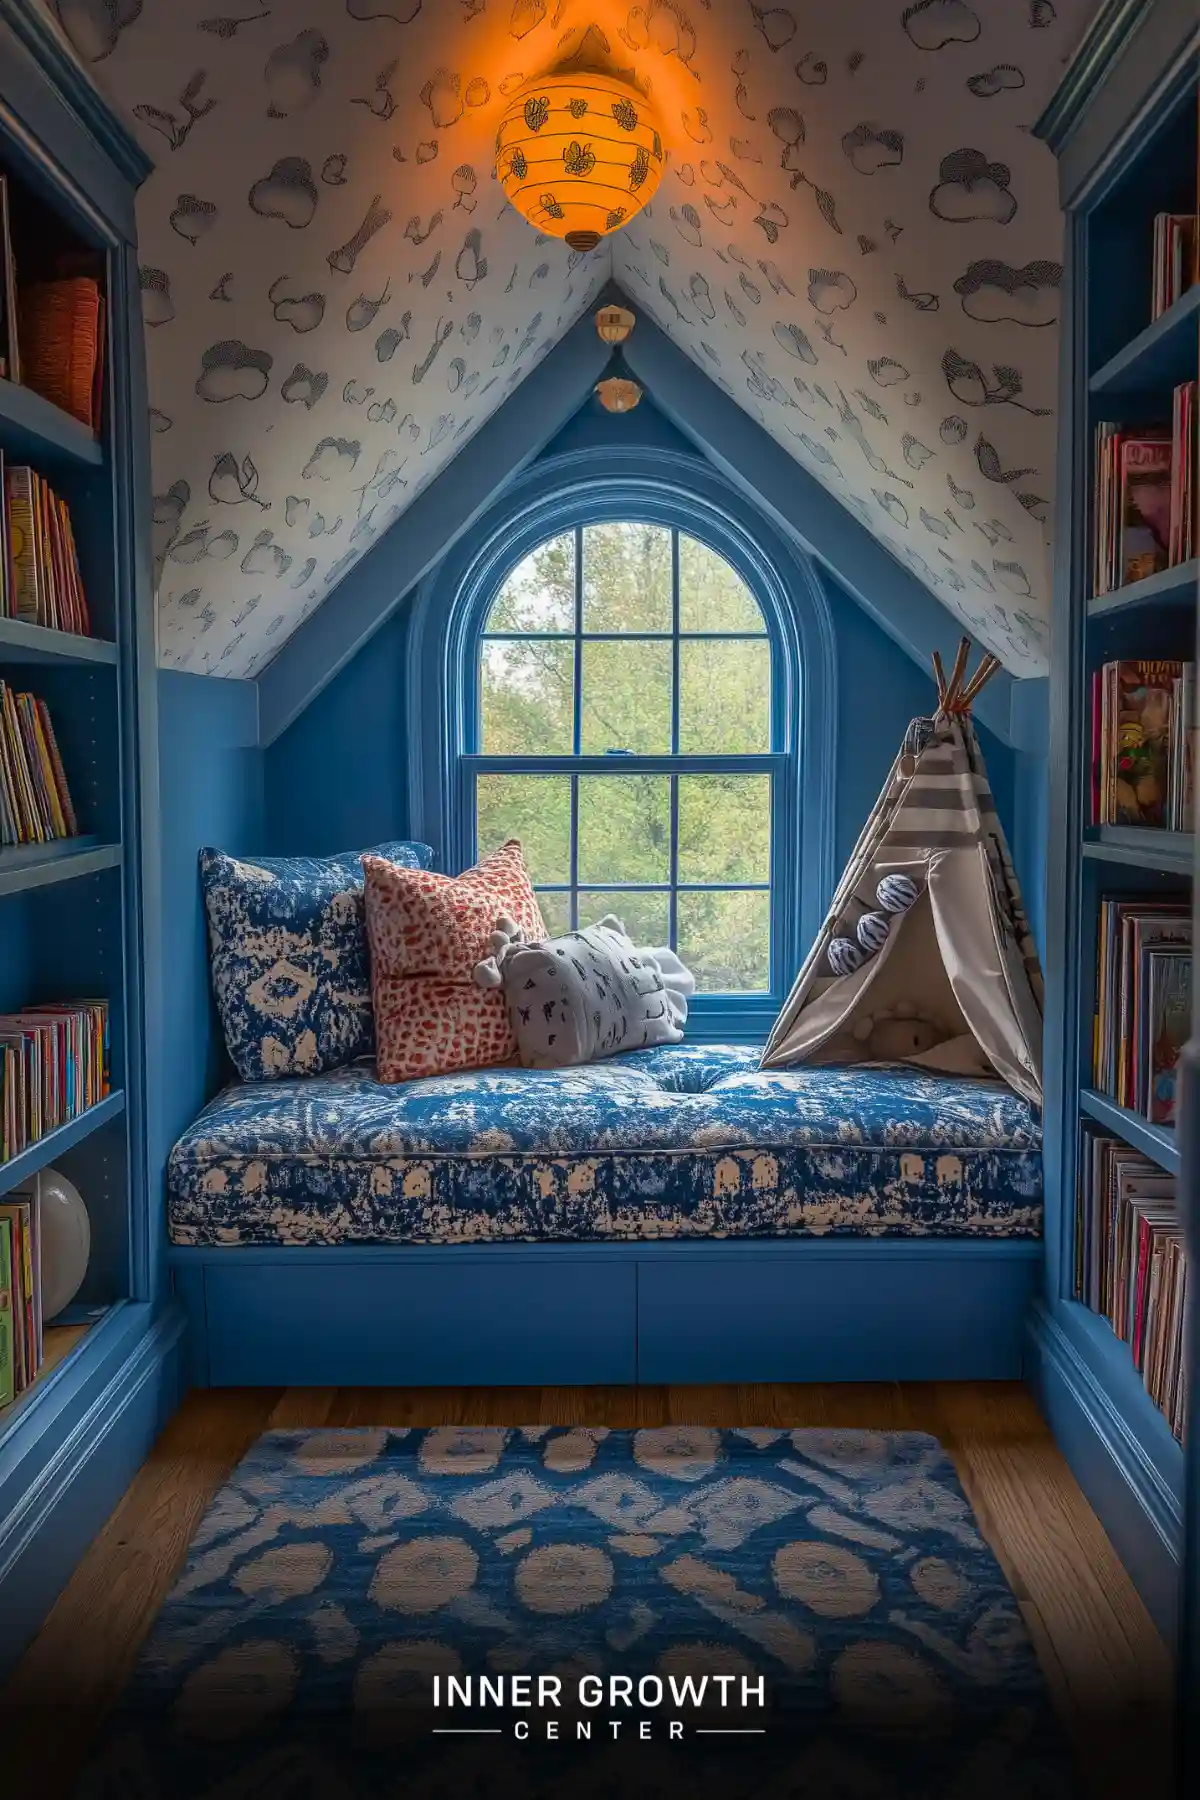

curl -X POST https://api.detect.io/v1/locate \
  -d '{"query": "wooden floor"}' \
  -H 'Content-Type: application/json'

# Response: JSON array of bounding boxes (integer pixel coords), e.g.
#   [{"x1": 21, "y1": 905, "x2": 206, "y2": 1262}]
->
[{"x1": 1, "y1": 1380, "x2": 1176, "y2": 1799}]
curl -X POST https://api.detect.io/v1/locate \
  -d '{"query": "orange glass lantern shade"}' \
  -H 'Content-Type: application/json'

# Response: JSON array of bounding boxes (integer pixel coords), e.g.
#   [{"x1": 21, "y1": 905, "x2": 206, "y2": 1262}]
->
[{"x1": 496, "y1": 72, "x2": 664, "y2": 253}]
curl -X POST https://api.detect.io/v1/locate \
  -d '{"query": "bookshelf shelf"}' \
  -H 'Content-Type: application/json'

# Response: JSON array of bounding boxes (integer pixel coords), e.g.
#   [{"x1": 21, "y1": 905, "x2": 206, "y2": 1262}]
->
[
  {"x1": 0, "y1": 373, "x2": 102, "y2": 469},
  {"x1": 1086, "y1": 558, "x2": 1199, "y2": 617},
  {"x1": 0, "y1": 836, "x2": 120, "y2": 895},
  {"x1": 1079, "y1": 1086, "x2": 1179, "y2": 1174},
  {"x1": 1081, "y1": 826, "x2": 1194, "y2": 874},
  {"x1": 1089, "y1": 283, "x2": 1200, "y2": 398},
  {"x1": 0, "y1": 1091, "x2": 125, "y2": 1200},
  {"x1": 0, "y1": 616, "x2": 117, "y2": 665}
]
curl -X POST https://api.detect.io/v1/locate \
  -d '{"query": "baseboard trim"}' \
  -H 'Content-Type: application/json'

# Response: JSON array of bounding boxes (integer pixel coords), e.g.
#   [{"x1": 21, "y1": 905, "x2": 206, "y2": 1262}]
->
[
  {"x1": 0, "y1": 1301, "x2": 186, "y2": 1681},
  {"x1": 1026, "y1": 1298, "x2": 1181, "y2": 1643}
]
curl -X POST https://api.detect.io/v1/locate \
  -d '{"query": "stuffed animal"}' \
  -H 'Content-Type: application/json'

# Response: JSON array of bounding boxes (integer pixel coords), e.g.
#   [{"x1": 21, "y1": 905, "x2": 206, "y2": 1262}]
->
[{"x1": 851, "y1": 999, "x2": 943, "y2": 1063}]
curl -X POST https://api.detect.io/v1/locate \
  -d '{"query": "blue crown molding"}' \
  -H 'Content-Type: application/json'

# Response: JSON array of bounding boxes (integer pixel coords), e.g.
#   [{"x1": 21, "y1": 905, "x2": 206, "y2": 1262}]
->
[
  {"x1": 1033, "y1": 0, "x2": 1162, "y2": 151},
  {"x1": 1034, "y1": 0, "x2": 1198, "y2": 207},
  {"x1": 256, "y1": 300, "x2": 612, "y2": 746},
  {"x1": 0, "y1": 0, "x2": 151, "y2": 189},
  {"x1": 615, "y1": 290, "x2": 1016, "y2": 747}
]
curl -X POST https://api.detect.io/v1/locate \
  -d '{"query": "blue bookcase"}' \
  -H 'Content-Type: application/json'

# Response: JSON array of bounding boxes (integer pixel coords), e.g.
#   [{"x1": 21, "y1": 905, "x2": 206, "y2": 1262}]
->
[
  {"x1": 1035, "y1": 0, "x2": 1198, "y2": 1661},
  {"x1": 0, "y1": 1, "x2": 180, "y2": 1675}
]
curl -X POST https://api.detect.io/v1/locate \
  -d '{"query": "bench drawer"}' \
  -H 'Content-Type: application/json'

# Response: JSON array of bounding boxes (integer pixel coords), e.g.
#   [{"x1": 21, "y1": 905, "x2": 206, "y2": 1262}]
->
[{"x1": 199, "y1": 1258, "x2": 637, "y2": 1386}]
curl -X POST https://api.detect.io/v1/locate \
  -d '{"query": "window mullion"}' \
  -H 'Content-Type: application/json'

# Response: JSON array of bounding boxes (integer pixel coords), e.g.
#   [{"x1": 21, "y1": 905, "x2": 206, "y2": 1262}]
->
[
  {"x1": 571, "y1": 524, "x2": 583, "y2": 926},
  {"x1": 669, "y1": 529, "x2": 680, "y2": 950},
  {"x1": 569, "y1": 773, "x2": 579, "y2": 931},
  {"x1": 573, "y1": 524, "x2": 583, "y2": 759}
]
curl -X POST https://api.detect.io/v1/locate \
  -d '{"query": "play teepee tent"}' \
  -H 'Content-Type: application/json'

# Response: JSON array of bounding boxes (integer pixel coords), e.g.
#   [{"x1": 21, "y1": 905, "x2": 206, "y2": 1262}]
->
[{"x1": 761, "y1": 640, "x2": 1044, "y2": 1106}]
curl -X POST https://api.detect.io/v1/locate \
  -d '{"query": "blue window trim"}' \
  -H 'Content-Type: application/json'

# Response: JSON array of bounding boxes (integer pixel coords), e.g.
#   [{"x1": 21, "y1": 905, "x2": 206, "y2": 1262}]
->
[{"x1": 406, "y1": 444, "x2": 837, "y2": 1041}]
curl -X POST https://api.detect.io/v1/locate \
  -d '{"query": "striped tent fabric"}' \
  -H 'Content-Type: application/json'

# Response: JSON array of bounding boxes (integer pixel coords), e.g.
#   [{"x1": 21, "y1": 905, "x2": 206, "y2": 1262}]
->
[{"x1": 761, "y1": 644, "x2": 1044, "y2": 1107}]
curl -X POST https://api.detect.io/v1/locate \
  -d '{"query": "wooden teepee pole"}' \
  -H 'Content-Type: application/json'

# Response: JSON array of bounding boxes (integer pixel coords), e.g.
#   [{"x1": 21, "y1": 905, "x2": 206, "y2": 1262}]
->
[
  {"x1": 931, "y1": 650, "x2": 949, "y2": 708},
  {"x1": 959, "y1": 652, "x2": 1002, "y2": 708},
  {"x1": 944, "y1": 637, "x2": 972, "y2": 711}
]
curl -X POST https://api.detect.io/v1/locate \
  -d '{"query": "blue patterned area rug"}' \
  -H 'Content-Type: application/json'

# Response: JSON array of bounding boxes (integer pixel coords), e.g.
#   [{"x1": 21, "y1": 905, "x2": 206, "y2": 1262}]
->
[{"x1": 79, "y1": 1427, "x2": 1074, "y2": 1798}]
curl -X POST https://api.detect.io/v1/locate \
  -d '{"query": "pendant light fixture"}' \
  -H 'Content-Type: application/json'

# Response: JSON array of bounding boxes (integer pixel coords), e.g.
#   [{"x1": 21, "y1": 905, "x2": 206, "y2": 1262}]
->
[
  {"x1": 593, "y1": 304, "x2": 642, "y2": 413},
  {"x1": 496, "y1": 72, "x2": 665, "y2": 253}
]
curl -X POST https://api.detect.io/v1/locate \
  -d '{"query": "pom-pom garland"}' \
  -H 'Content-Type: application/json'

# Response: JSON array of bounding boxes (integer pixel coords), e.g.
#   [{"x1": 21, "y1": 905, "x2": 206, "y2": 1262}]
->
[
  {"x1": 827, "y1": 935, "x2": 865, "y2": 978},
  {"x1": 876, "y1": 872, "x2": 920, "y2": 915},
  {"x1": 856, "y1": 910, "x2": 891, "y2": 954}
]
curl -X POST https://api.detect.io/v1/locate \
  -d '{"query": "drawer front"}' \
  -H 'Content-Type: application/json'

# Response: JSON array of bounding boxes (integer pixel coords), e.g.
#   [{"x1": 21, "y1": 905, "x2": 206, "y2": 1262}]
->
[
  {"x1": 636, "y1": 1252, "x2": 1036, "y2": 1383},
  {"x1": 202, "y1": 1258, "x2": 637, "y2": 1386}
]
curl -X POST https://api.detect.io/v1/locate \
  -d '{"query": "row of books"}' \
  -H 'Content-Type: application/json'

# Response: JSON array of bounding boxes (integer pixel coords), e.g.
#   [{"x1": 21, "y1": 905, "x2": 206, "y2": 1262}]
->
[
  {"x1": 0, "y1": 456, "x2": 91, "y2": 634},
  {"x1": 1090, "y1": 658, "x2": 1195, "y2": 830},
  {"x1": 1075, "y1": 1126, "x2": 1188, "y2": 1442},
  {"x1": 0, "y1": 1000, "x2": 109, "y2": 1166},
  {"x1": 0, "y1": 678, "x2": 79, "y2": 848},
  {"x1": 1092, "y1": 382, "x2": 1197, "y2": 595},
  {"x1": 0, "y1": 1174, "x2": 45, "y2": 1409},
  {"x1": 1092, "y1": 896, "x2": 1190, "y2": 1122},
  {"x1": 1151, "y1": 211, "x2": 1198, "y2": 320}
]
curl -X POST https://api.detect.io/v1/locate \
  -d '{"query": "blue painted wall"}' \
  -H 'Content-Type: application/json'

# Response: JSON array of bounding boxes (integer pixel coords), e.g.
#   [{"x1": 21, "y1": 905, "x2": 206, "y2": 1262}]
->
[
  {"x1": 154, "y1": 671, "x2": 262, "y2": 1180},
  {"x1": 265, "y1": 607, "x2": 409, "y2": 858}
]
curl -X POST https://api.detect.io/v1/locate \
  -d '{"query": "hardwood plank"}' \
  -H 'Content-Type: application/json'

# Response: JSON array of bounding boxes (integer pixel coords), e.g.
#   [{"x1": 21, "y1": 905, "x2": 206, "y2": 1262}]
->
[
  {"x1": 0, "y1": 1387, "x2": 277, "y2": 1793},
  {"x1": 267, "y1": 1387, "x2": 336, "y2": 1430},
  {"x1": 932, "y1": 1383, "x2": 1173, "y2": 1800}
]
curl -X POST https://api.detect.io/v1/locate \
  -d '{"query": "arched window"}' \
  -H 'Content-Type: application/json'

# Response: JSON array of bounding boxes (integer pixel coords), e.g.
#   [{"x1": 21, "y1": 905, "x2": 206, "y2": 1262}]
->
[
  {"x1": 472, "y1": 522, "x2": 776, "y2": 994},
  {"x1": 408, "y1": 447, "x2": 835, "y2": 1037}
]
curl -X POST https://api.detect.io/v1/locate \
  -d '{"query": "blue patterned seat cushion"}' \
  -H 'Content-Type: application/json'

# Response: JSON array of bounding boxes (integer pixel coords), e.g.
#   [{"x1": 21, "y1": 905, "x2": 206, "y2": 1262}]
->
[
  {"x1": 168, "y1": 1044, "x2": 1042, "y2": 1247},
  {"x1": 200, "y1": 840, "x2": 433, "y2": 1082}
]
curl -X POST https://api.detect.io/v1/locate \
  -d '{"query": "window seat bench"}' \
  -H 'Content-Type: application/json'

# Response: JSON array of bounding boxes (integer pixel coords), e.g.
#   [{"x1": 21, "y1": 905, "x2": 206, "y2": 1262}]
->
[{"x1": 167, "y1": 1045, "x2": 1043, "y2": 1387}]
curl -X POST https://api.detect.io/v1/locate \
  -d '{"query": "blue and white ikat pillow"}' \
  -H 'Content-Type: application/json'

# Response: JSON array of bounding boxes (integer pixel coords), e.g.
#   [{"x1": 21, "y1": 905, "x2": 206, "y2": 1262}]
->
[{"x1": 200, "y1": 841, "x2": 434, "y2": 1082}]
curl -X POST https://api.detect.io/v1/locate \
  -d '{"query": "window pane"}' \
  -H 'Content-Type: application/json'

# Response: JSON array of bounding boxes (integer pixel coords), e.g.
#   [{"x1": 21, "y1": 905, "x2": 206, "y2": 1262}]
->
[
  {"x1": 678, "y1": 639, "x2": 770, "y2": 753},
  {"x1": 476, "y1": 774, "x2": 571, "y2": 885},
  {"x1": 678, "y1": 775, "x2": 771, "y2": 884},
  {"x1": 480, "y1": 639, "x2": 574, "y2": 754},
  {"x1": 535, "y1": 890, "x2": 572, "y2": 937},
  {"x1": 580, "y1": 640, "x2": 671, "y2": 753},
  {"x1": 578, "y1": 888, "x2": 671, "y2": 947},
  {"x1": 676, "y1": 890, "x2": 771, "y2": 992},
  {"x1": 577, "y1": 775, "x2": 670, "y2": 885},
  {"x1": 582, "y1": 522, "x2": 671, "y2": 633},
  {"x1": 485, "y1": 534, "x2": 574, "y2": 634},
  {"x1": 679, "y1": 535, "x2": 765, "y2": 633}
]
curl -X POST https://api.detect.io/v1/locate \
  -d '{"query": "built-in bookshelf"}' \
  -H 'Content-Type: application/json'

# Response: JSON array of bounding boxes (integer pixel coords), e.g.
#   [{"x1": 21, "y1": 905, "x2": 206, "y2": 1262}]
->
[
  {"x1": 1038, "y1": 1, "x2": 1198, "y2": 1654},
  {"x1": 0, "y1": 12, "x2": 153, "y2": 1446}
]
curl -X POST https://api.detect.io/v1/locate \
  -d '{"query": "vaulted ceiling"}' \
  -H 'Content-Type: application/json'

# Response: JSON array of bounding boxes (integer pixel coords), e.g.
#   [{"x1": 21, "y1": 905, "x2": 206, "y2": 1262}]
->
[{"x1": 45, "y1": 0, "x2": 1092, "y2": 680}]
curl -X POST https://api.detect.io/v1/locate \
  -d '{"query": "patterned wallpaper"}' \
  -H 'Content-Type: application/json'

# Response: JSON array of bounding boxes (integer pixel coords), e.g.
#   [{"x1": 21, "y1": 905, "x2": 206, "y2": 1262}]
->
[{"x1": 44, "y1": 0, "x2": 1092, "y2": 680}]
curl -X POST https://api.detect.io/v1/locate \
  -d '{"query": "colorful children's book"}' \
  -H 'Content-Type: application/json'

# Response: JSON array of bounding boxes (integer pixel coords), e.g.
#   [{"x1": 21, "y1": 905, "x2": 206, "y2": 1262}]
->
[
  {"x1": 1119, "y1": 437, "x2": 1173, "y2": 585},
  {"x1": 0, "y1": 1217, "x2": 14, "y2": 1409},
  {"x1": 1143, "y1": 948, "x2": 1192, "y2": 1124},
  {"x1": 1109, "y1": 660, "x2": 1180, "y2": 827}
]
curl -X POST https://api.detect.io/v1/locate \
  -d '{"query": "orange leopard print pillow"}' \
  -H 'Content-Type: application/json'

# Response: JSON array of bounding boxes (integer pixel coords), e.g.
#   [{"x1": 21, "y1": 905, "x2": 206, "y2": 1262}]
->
[{"x1": 364, "y1": 841, "x2": 546, "y2": 1082}]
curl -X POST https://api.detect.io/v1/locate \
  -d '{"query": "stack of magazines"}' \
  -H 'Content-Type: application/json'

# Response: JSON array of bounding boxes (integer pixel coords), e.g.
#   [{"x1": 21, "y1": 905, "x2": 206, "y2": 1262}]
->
[
  {"x1": 1076, "y1": 1126, "x2": 1188, "y2": 1441},
  {"x1": 1151, "y1": 210, "x2": 1198, "y2": 319},
  {"x1": 0, "y1": 678, "x2": 79, "y2": 847},
  {"x1": 1093, "y1": 897, "x2": 1191, "y2": 1124},
  {"x1": 0, "y1": 999, "x2": 109, "y2": 1165},
  {"x1": 1090, "y1": 658, "x2": 1196, "y2": 830},
  {"x1": 1093, "y1": 381, "x2": 1197, "y2": 595}
]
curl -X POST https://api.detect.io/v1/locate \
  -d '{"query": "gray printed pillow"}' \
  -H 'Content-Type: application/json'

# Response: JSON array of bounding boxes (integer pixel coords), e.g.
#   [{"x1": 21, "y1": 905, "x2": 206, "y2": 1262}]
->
[{"x1": 481, "y1": 915, "x2": 694, "y2": 1068}]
